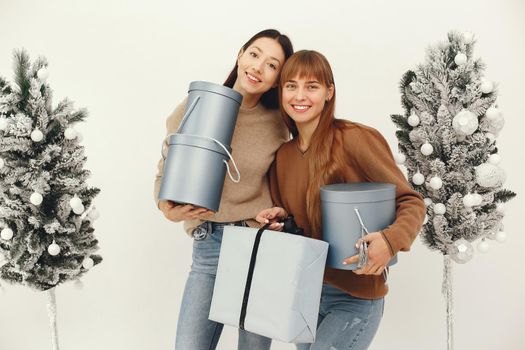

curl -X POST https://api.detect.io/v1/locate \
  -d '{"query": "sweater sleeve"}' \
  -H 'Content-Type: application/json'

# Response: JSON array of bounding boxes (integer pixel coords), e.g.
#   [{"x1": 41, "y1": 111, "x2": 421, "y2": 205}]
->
[
  {"x1": 153, "y1": 99, "x2": 187, "y2": 206},
  {"x1": 268, "y1": 159, "x2": 284, "y2": 208},
  {"x1": 349, "y1": 126, "x2": 426, "y2": 255}
]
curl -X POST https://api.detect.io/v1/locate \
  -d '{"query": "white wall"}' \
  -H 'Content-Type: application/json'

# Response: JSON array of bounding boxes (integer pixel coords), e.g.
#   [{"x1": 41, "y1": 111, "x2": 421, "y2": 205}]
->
[{"x1": 0, "y1": 1, "x2": 523, "y2": 349}]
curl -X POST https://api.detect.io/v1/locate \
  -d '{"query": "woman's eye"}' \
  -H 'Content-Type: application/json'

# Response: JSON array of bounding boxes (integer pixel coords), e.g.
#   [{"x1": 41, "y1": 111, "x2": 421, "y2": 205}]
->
[
  {"x1": 249, "y1": 52, "x2": 258, "y2": 58},
  {"x1": 268, "y1": 63, "x2": 277, "y2": 70},
  {"x1": 285, "y1": 84, "x2": 296, "y2": 89},
  {"x1": 308, "y1": 85, "x2": 319, "y2": 90}
]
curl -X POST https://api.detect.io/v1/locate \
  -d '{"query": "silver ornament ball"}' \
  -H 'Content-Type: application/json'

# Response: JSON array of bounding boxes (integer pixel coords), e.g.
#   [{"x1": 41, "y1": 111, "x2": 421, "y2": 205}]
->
[
  {"x1": 454, "y1": 53, "x2": 468, "y2": 65},
  {"x1": 434, "y1": 203, "x2": 446, "y2": 215},
  {"x1": 64, "y1": 127, "x2": 77, "y2": 140},
  {"x1": 37, "y1": 67, "x2": 49, "y2": 81},
  {"x1": 69, "y1": 196, "x2": 82, "y2": 209},
  {"x1": 423, "y1": 198, "x2": 433, "y2": 206},
  {"x1": 30, "y1": 192, "x2": 43, "y2": 206},
  {"x1": 394, "y1": 153, "x2": 406, "y2": 165},
  {"x1": 476, "y1": 163, "x2": 506, "y2": 188},
  {"x1": 485, "y1": 106, "x2": 500, "y2": 120},
  {"x1": 82, "y1": 257, "x2": 94, "y2": 269},
  {"x1": 462, "y1": 194, "x2": 475, "y2": 208},
  {"x1": 31, "y1": 129, "x2": 44, "y2": 142},
  {"x1": 477, "y1": 240, "x2": 490, "y2": 253},
  {"x1": 1, "y1": 227, "x2": 14, "y2": 240},
  {"x1": 48, "y1": 242, "x2": 61, "y2": 256},
  {"x1": 452, "y1": 110, "x2": 478, "y2": 136},
  {"x1": 495, "y1": 231, "x2": 507, "y2": 243},
  {"x1": 429, "y1": 176, "x2": 443, "y2": 190},
  {"x1": 73, "y1": 204, "x2": 85, "y2": 215},
  {"x1": 421, "y1": 142, "x2": 434, "y2": 156},
  {"x1": 0, "y1": 117, "x2": 8, "y2": 131},
  {"x1": 449, "y1": 238, "x2": 474, "y2": 264},
  {"x1": 408, "y1": 113, "x2": 420, "y2": 127},
  {"x1": 412, "y1": 172, "x2": 425, "y2": 185},
  {"x1": 480, "y1": 80, "x2": 494, "y2": 94}
]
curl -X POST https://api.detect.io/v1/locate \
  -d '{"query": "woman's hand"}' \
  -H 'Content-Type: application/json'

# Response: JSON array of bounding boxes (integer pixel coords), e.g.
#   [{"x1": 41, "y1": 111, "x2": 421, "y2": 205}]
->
[
  {"x1": 256, "y1": 207, "x2": 288, "y2": 231},
  {"x1": 159, "y1": 201, "x2": 215, "y2": 222},
  {"x1": 342, "y1": 231, "x2": 392, "y2": 275}
]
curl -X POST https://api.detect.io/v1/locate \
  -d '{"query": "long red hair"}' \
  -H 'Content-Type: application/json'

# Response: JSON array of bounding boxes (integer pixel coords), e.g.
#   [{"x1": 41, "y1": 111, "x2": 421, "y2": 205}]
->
[{"x1": 279, "y1": 50, "x2": 352, "y2": 234}]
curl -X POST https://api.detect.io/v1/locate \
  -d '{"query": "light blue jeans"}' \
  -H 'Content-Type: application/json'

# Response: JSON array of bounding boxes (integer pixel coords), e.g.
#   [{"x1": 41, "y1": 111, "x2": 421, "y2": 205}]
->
[
  {"x1": 296, "y1": 284, "x2": 384, "y2": 350},
  {"x1": 175, "y1": 222, "x2": 272, "y2": 350}
]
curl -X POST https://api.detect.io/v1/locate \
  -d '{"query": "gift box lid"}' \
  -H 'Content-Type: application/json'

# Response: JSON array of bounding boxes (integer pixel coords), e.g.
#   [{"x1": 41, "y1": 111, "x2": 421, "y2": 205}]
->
[
  {"x1": 320, "y1": 183, "x2": 396, "y2": 204},
  {"x1": 189, "y1": 81, "x2": 243, "y2": 104},
  {"x1": 167, "y1": 133, "x2": 231, "y2": 157}
]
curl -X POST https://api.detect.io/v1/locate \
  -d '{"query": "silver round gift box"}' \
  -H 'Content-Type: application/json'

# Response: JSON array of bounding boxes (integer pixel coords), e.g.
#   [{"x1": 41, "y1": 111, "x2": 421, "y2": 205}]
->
[
  {"x1": 178, "y1": 81, "x2": 243, "y2": 146},
  {"x1": 320, "y1": 183, "x2": 398, "y2": 270},
  {"x1": 158, "y1": 134, "x2": 232, "y2": 211}
]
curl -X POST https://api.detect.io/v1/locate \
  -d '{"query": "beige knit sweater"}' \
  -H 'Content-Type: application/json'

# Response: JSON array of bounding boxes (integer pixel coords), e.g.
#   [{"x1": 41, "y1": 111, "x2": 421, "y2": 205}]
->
[{"x1": 154, "y1": 98, "x2": 289, "y2": 235}]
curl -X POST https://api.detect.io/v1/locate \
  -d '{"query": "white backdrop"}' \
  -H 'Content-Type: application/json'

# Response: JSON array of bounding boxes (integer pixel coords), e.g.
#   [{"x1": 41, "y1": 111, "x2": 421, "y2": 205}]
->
[{"x1": 1, "y1": 1, "x2": 524, "y2": 349}]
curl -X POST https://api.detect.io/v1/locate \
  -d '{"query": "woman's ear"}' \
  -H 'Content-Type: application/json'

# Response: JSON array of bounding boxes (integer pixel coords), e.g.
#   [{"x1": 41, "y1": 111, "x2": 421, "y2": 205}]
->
[
  {"x1": 326, "y1": 84, "x2": 335, "y2": 101},
  {"x1": 237, "y1": 49, "x2": 244, "y2": 65}
]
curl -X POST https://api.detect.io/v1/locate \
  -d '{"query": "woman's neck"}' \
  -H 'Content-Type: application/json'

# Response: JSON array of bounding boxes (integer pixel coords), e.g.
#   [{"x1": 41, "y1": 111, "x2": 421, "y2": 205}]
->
[
  {"x1": 296, "y1": 119, "x2": 320, "y2": 152},
  {"x1": 232, "y1": 80, "x2": 261, "y2": 109}
]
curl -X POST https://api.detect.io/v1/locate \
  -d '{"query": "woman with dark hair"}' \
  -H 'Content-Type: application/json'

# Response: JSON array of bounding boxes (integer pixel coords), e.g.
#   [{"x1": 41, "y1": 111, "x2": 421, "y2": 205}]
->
[
  {"x1": 153, "y1": 29, "x2": 293, "y2": 350},
  {"x1": 257, "y1": 50, "x2": 425, "y2": 349}
]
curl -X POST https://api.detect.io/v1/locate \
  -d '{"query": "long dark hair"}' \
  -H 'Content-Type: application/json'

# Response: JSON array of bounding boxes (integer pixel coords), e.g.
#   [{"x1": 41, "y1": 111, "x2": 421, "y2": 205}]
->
[{"x1": 224, "y1": 29, "x2": 293, "y2": 109}]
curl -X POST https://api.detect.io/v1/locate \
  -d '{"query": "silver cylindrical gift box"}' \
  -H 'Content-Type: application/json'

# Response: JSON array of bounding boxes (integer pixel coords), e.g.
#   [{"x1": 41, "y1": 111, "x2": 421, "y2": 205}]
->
[
  {"x1": 320, "y1": 183, "x2": 398, "y2": 270},
  {"x1": 158, "y1": 134, "x2": 231, "y2": 211},
  {"x1": 178, "y1": 81, "x2": 243, "y2": 146}
]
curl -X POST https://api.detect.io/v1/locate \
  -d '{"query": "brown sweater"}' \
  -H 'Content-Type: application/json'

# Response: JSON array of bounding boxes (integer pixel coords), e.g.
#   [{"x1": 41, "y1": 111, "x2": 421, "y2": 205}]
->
[
  {"x1": 270, "y1": 121, "x2": 426, "y2": 299},
  {"x1": 154, "y1": 98, "x2": 289, "y2": 235}
]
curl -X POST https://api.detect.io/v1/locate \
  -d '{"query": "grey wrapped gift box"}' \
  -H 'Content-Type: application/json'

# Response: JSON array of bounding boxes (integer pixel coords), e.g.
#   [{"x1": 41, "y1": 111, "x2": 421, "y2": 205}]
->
[
  {"x1": 158, "y1": 81, "x2": 242, "y2": 211},
  {"x1": 320, "y1": 183, "x2": 398, "y2": 270},
  {"x1": 209, "y1": 226, "x2": 328, "y2": 343}
]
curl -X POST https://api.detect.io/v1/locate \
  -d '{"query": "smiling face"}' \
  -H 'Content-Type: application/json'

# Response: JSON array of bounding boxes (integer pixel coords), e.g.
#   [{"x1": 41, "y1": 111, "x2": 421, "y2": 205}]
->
[
  {"x1": 233, "y1": 37, "x2": 285, "y2": 100},
  {"x1": 281, "y1": 75, "x2": 334, "y2": 129}
]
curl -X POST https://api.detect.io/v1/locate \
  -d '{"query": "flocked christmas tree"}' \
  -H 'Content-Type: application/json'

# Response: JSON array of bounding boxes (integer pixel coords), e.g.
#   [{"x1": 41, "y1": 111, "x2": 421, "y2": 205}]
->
[
  {"x1": 0, "y1": 50, "x2": 101, "y2": 350},
  {"x1": 391, "y1": 32, "x2": 516, "y2": 349}
]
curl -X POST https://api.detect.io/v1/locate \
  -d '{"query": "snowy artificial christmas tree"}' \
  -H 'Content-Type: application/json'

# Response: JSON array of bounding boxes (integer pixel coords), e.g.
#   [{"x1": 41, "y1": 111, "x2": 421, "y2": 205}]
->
[
  {"x1": 0, "y1": 50, "x2": 101, "y2": 350},
  {"x1": 391, "y1": 32, "x2": 516, "y2": 349}
]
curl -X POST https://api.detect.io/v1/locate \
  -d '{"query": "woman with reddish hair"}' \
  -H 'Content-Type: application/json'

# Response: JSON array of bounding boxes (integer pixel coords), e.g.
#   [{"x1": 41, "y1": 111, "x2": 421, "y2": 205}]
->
[{"x1": 257, "y1": 50, "x2": 425, "y2": 349}]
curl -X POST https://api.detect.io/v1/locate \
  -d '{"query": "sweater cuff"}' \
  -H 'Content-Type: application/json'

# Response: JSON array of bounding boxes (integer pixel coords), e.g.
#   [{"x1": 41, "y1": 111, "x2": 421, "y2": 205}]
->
[{"x1": 380, "y1": 230, "x2": 395, "y2": 257}]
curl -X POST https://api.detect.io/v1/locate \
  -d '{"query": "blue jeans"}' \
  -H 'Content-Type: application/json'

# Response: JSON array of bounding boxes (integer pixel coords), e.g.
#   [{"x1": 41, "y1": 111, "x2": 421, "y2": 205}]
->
[
  {"x1": 296, "y1": 284, "x2": 384, "y2": 350},
  {"x1": 175, "y1": 222, "x2": 272, "y2": 350}
]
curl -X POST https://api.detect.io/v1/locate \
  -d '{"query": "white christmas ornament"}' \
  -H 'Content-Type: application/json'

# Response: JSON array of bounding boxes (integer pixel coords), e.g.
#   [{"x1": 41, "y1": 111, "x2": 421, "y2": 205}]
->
[
  {"x1": 477, "y1": 240, "x2": 489, "y2": 253},
  {"x1": 449, "y1": 238, "x2": 474, "y2": 264},
  {"x1": 30, "y1": 192, "x2": 43, "y2": 206},
  {"x1": 423, "y1": 198, "x2": 433, "y2": 206},
  {"x1": 48, "y1": 242, "x2": 61, "y2": 256},
  {"x1": 462, "y1": 31, "x2": 474, "y2": 44},
  {"x1": 476, "y1": 163, "x2": 506, "y2": 188},
  {"x1": 1, "y1": 227, "x2": 14, "y2": 240},
  {"x1": 69, "y1": 196, "x2": 82, "y2": 209},
  {"x1": 82, "y1": 257, "x2": 94, "y2": 270},
  {"x1": 88, "y1": 208, "x2": 100, "y2": 221},
  {"x1": 480, "y1": 80, "x2": 493, "y2": 94},
  {"x1": 412, "y1": 172, "x2": 425, "y2": 185},
  {"x1": 495, "y1": 231, "x2": 507, "y2": 243},
  {"x1": 64, "y1": 127, "x2": 77, "y2": 140},
  {"x1": 488, "y1": 154, "x2": 501, "y2": 165},
  {"x1": 429, "y1": 176, "x2": 443, "y2": 190},
  {"x1": 394, "y1": 153, "x2": 406, "y2": 164},
  {"x1": 421, "y1": 142, "x2": 434, "y2": 156},
  {"x1": 37, "y1": 67, "x2": 49, "y2": 81},
  {"x1": 472, "y1": 193, "x2": 483, "y2": 206},
  {"x1": 407, "y1": 113, "x2": 420, "y2": 127},
  {"x1": 0, "y1": 158, "x2": 4, "y2": 169},
  {"x1": 31, "y1": 129, "x2": 44, "y2": 142},
  {"x1": 462, "y1": 193, "x2": 475, "y2": 208},
  {"x1": 454, "y1": 53, "x2": 467, "y2": 65},
  {"x1": 0, "y1": 117, "x2": 8, "y2": 131},
  {"x1": 452, "y1": 110, "x2": 478, "y2": 136},
  {"x1": 73, "y1": 204, "x2": 85, "y2": 215},
  {"x1": 487, "y1": 114, "x2": 505, "y2": 136},
  {"x1": 485, "y1": 106, "x2": 500, "y2": 120},
  {"x1": 496, "y1": 202, "x2": 506, "y2": 213},
  {"x1": 434, "y1": 203, "x2": 446, "y2": 215}
]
